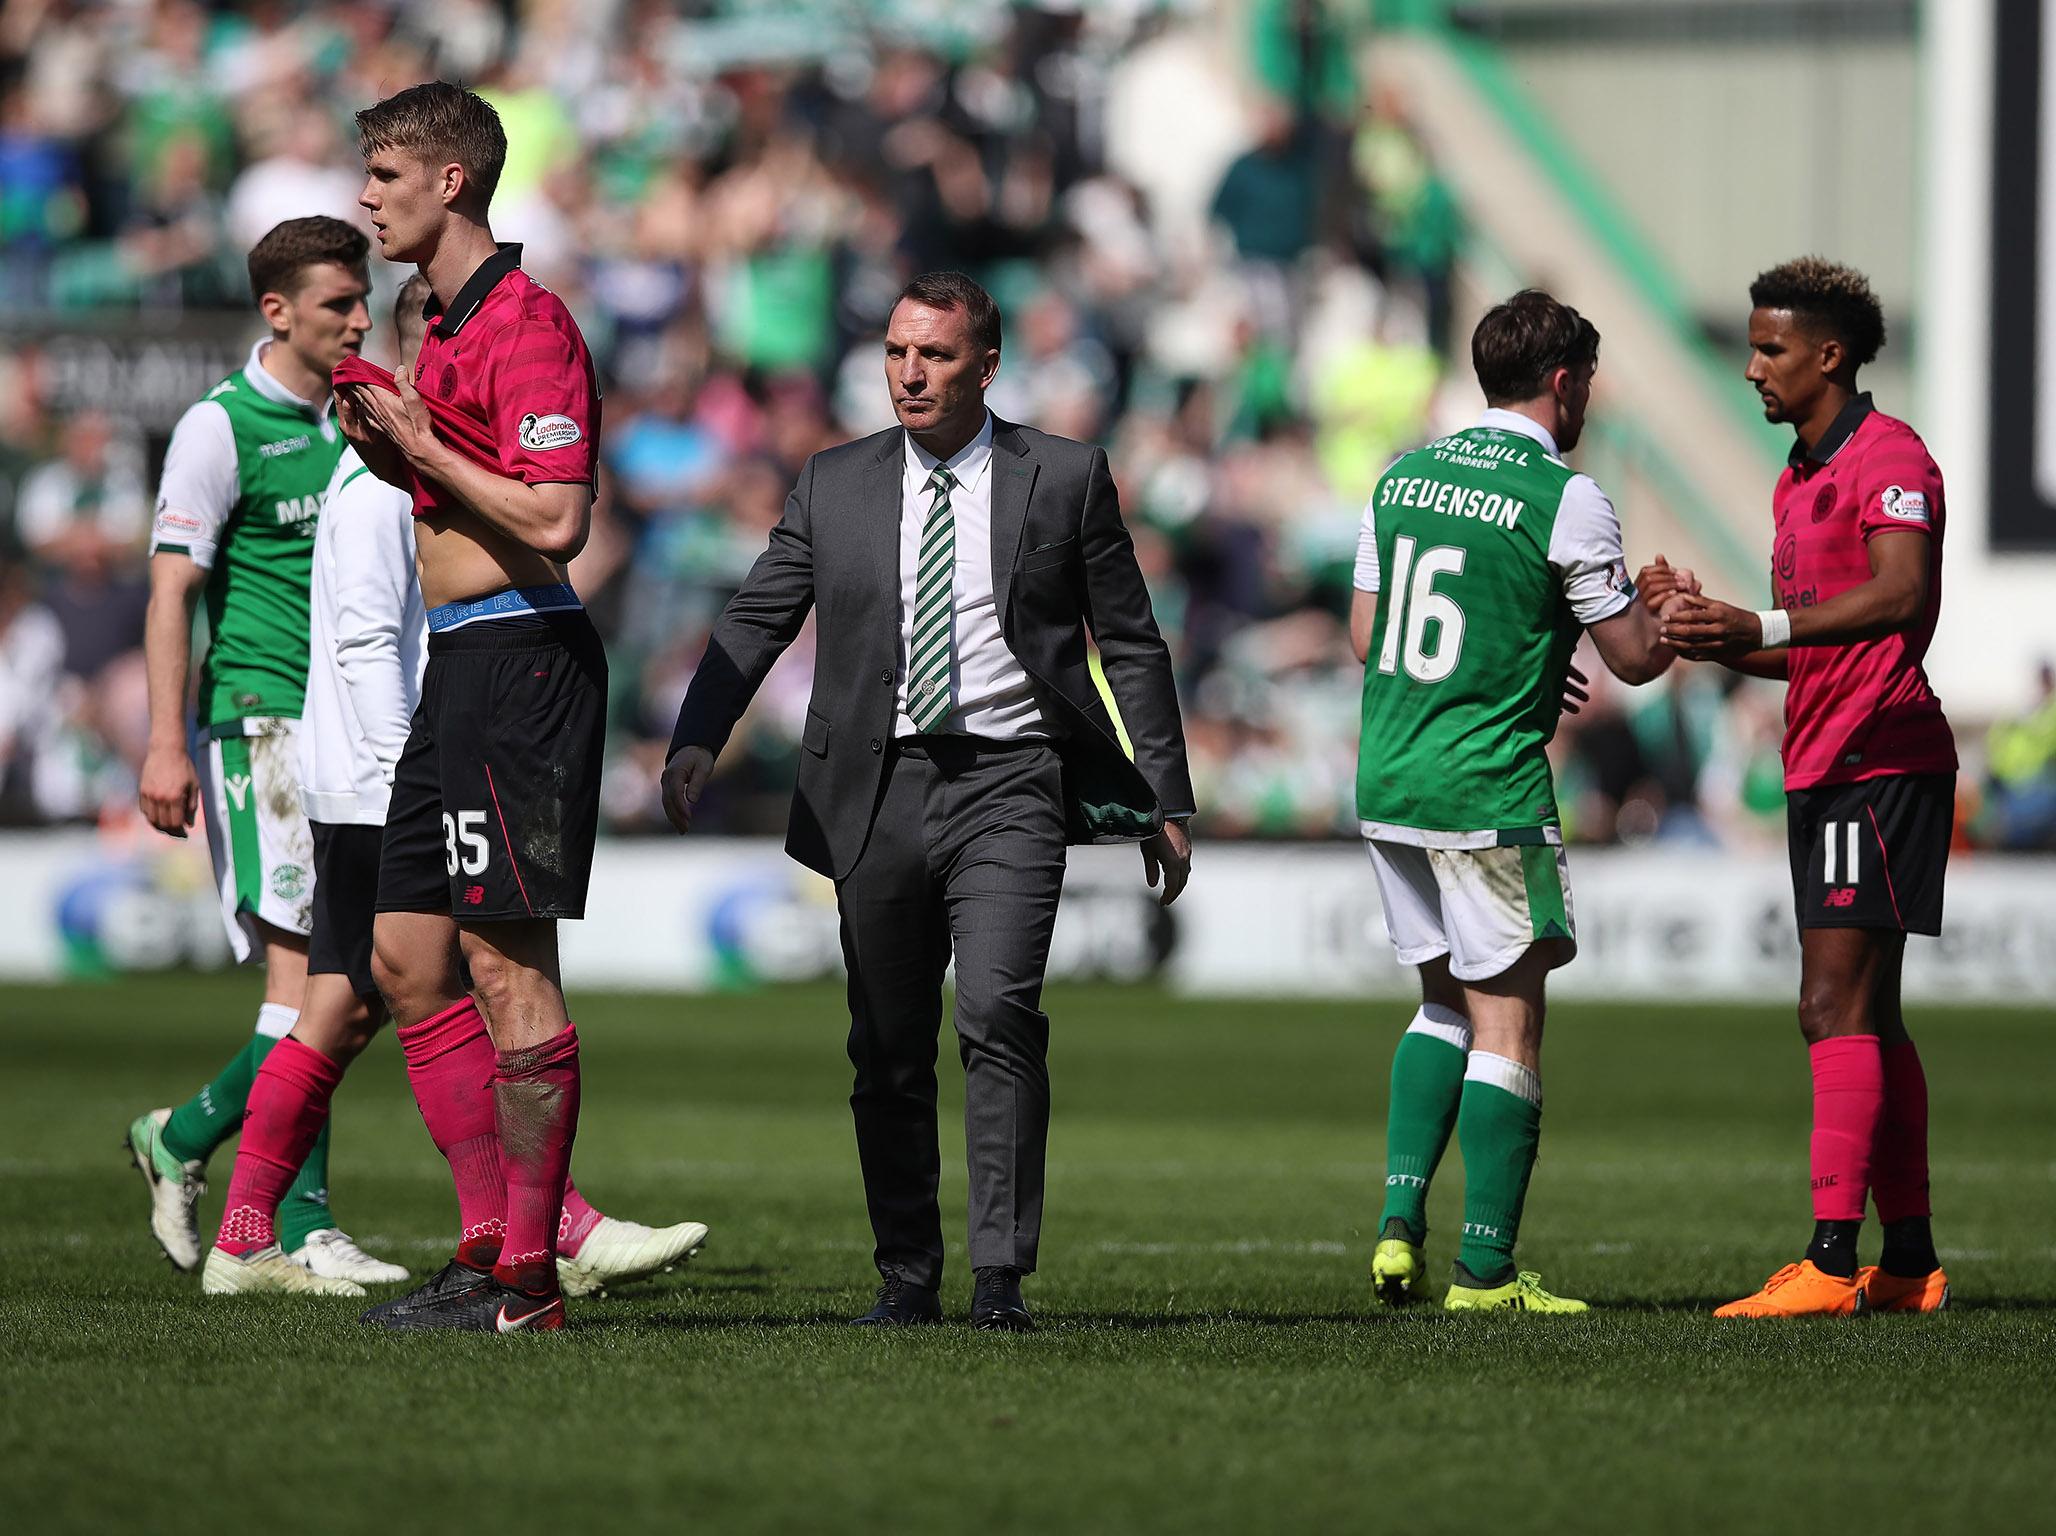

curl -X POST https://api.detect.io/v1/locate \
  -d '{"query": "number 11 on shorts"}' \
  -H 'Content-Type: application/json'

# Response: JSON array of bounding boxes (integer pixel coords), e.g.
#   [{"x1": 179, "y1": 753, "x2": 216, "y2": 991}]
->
[
  {"x1": 1823, "y1": 820, "x2": 1862, "y2": 884},
  {"x1": 444, "y1": 810, "x2": 489, "y2": 875}
]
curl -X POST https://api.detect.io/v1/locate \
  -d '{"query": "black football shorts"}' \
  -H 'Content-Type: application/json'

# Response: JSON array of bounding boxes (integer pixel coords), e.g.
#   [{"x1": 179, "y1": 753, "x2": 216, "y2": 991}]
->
[
  {"x1": 1786, "y1": 772, "x2": 1953, "y2": 936},
  {"x1": 377, "y1": 611, "x2": 607, "y2": 922},
  {"x1": 308, "y1": 820, "x2": 383, "y2": 999}
]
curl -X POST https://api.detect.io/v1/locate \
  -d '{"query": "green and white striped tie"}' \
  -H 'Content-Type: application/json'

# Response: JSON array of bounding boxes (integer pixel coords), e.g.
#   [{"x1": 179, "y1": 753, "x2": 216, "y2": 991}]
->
[{"x1": 907, "y1": 464, "x2": 957, "y2": 733}]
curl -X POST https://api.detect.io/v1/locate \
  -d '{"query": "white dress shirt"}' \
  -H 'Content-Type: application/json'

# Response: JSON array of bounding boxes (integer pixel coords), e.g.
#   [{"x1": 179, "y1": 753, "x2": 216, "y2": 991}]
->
[
  {"x1": 299, "y1": 447, "x2": 426, "y2": 825},
  {"x1": 895, "y1": 413, "x2": 1048, "y2": 739}
]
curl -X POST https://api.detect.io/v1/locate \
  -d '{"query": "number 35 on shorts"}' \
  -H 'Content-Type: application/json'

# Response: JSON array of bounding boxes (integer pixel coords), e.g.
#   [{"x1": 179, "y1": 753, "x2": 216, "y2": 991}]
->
[{"x1": 443, "y1": 809, "x2": 490, "y2": 875}]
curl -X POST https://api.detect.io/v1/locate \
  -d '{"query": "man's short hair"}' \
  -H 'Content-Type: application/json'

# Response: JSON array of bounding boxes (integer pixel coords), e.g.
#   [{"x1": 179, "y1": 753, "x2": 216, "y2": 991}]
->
[
  {"x1": 1471, "y1": 289, "x2": 1601, "y2": 405},
  {"x1": 355, "y1": 81, "x2": 508, "y2": 206},
  {"x1": 395, "y1": 273, "x2": 433, "y2": 346},
  {"x1": 247, "y1": 216, "x2": 368, "y2": 306},
  {"x1": 894, "y1": 271, "x2": 1003, "y2": 354},
  {"x1": 1749, "y1": 256, "x2": 1886, "y2": 367}
]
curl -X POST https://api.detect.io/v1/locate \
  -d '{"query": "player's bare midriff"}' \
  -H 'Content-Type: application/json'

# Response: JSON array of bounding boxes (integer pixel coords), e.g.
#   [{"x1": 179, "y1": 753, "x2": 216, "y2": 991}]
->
[{"x1": 412, "y1": 504, "x2": 571, "y2": 610}]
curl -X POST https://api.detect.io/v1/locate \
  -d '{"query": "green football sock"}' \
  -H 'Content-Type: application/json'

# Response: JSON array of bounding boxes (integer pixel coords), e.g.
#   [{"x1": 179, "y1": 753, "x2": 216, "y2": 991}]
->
[
  {"x1": 1378, "y1": 1006, "x2": 1471, "y2": 1242},
  {"x1": 276, "y1": 1119, "x2": 333, "y2": 1252},
  {"x1": 1454, "y1": 1052, "x2": 1543, "y2": 1287},
  {"x1": 159, "y1": 1004, "x2": 298, "y2": 1165}
]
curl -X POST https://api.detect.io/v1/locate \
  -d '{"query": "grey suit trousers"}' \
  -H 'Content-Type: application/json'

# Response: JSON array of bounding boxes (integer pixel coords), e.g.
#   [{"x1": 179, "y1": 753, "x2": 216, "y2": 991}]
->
[{"x1": 836, "y1": 734, "x2": 1068, "y2": 1289}]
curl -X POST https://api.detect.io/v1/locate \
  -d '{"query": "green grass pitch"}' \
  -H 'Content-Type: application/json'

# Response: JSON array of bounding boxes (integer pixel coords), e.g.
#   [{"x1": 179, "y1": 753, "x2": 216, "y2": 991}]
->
[{"x1": 3, "y1": 974, "x2": 2051, "y2": 1531}]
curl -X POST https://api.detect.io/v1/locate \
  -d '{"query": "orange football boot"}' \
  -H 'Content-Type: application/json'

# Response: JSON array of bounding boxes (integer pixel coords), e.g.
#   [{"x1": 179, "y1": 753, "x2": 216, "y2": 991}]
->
[
  {"x1": 1858, "y1": 1265, "x2": 1951, "y2": 1313},
  {"x1": 1713, "y1": 1260, "x2": 1868, "y2": 1318}
]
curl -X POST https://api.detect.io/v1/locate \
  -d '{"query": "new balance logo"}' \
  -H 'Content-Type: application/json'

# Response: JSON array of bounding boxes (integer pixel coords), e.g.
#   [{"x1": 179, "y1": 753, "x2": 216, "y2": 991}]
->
[
  {"x1": 224, "y1": 773, "x2": 252, "y2": 811},
  {"x1": 463, "y1": 884, "x2": 486, "y2": 906},
  {"x1": 1823, "y1": 887, "x2": 1857, "y2": 908}
]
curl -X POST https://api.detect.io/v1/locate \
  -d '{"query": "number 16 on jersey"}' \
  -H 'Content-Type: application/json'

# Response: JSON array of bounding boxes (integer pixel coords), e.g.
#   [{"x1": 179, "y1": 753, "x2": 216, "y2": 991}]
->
[{"x1": 1377, "y1": 536, "x2": 1468, "y2": 684}]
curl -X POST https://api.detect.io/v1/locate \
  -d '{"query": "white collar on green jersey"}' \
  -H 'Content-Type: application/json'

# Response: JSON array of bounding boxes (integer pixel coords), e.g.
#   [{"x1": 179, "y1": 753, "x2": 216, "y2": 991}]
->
[
  {"x1": 1476, "y1": 407, "x2": 1558, "y2": 458},
  {"x1": 243, "y1": 338, "x2": 332, "y2": 419}
]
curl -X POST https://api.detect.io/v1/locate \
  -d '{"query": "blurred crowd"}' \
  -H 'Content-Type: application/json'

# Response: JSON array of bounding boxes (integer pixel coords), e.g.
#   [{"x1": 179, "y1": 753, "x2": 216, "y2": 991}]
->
[{"x1": 1, "y1": 0, "x2": 2048, "y2": 850}]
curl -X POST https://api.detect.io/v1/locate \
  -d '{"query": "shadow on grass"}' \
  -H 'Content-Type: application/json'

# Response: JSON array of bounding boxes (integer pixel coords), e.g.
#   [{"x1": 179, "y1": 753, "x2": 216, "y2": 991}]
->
[
  {"x1": 574, "y1": 1307, "x2": 1406, "y2": 1334},
  {"x1": 1578, "y1": 1294, "x2": 2056, "y2": 1314}
]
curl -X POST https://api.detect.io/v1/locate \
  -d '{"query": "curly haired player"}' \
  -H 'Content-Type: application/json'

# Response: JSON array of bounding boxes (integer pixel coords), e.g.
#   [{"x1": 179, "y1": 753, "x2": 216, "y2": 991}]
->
[{"x1": 1651, "y1": 257, "x2": 1955, "y2": 1318}]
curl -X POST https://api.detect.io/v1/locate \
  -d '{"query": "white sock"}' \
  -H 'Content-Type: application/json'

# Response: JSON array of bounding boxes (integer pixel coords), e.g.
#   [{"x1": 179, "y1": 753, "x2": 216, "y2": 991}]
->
[
  {"x1": 1464, "y1": 1049, "x2": 1542, "y2": 1108},
  {"x1": 1406, "y1": 1003, "x2": 1472, "y2": 1054},
  {"x1": 254, "y1": 1003, "x2": 299, "y2": 1041}
]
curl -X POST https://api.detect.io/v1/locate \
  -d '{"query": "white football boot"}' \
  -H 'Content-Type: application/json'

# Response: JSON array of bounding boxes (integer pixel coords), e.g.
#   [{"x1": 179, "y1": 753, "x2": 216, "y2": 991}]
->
[
  {"x1": 124, "y1": 1108, "x2": 205, "y2": 1272},
  {"x1": 290, "y1": 1228, "x2": 412, "y2": 1285},
  {"x1": 203, "y1": 1244, "x2": 366, "y2": 1297},
  {"x1": 556, "y1": 1217, "x2": 710, "y2": 1298}
]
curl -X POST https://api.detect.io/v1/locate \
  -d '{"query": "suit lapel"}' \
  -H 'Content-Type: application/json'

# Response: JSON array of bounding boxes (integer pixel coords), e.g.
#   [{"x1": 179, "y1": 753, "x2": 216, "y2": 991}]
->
[
  {"x1": 864, "y1": 429, "x2": 905, "y2": 603},
  {"x1": 989, "y1": 420, "x2": 1037, "y2": 625}
]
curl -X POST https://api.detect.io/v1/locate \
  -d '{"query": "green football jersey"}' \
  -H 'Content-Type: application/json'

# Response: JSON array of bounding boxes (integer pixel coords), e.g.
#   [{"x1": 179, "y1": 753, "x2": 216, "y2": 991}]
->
[
  {"x1": 149, "y1": 341, "x2": 343, "y2": 731},
  {"x1": 1355, "y1": 411, "x2": 1634, "y2": 845}
]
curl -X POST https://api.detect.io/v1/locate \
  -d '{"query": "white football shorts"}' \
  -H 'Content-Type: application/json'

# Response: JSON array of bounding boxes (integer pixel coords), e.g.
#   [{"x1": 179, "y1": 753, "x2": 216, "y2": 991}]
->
[
  {"x1": 1365, "y1": 838, "x2": 1577, "y2": 982},
  {"x1": 195, "y1": 718, "x2": 314, "y2": 962}
]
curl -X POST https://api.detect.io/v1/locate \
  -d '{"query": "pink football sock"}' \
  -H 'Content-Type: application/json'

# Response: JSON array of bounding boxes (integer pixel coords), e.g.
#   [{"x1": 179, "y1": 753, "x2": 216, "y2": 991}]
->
[
  {"x1": 397, "y1": 998, "x2": 506, "y2": 1270},
  {"x1": 215, "y1": 1037, "x2": 343, "y2": 1257},
  {"x1": 558, "y1": 1175, "x2": 603, "y2": 1259},
  {"x1": 1809, "y1": 1034, "x2": 1884, "y2": 1222},
  {"x1": 494, "y1": 1024, "x2": 582, "y2": 1295},
  {"x1": 1873, "y1": 1040, "x2": 1932, "y2": 1222}
]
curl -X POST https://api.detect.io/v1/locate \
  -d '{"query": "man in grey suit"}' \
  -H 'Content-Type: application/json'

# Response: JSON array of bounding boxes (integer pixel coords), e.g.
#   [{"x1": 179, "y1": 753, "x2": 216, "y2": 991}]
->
[{"x1": 662, "y1": 271, "x2": 1194, "y2": 1331}]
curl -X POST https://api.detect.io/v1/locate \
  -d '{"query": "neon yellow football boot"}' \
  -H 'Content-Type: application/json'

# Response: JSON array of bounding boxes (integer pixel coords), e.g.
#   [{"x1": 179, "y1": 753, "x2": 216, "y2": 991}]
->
[
  {"x1": 1444, "y1": 1269, "x2": 1590, "y2": 1314},
  {"x1": 1370, "y1": 1219, "x2": 1428, "y2": 1308}
]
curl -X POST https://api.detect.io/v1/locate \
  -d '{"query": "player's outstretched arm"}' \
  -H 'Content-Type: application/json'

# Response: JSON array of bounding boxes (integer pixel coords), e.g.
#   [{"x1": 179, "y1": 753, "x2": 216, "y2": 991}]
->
[
  {"x1": 1586, "y1": 599, "x2": 1677, "y2": 687},
  {"x1": 138, "y1": 552, "x2": 207, "y2": 836},
  {"x1": 1787, "y1": 527, "x2": 1929, "y2": 645},
  {"x1": 1662, "y1": 530, "x2": 1926, "y2": 662}
]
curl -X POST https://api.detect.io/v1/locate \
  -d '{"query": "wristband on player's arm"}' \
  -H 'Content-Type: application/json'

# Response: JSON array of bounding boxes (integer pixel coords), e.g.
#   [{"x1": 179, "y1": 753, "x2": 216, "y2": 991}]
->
[{"x1": 1756, "y1": 608, "x2": 1793, "y2": 649}]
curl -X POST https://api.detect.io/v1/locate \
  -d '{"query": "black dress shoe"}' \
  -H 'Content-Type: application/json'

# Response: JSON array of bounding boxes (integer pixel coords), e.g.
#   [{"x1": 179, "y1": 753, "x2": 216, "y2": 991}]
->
[
  {"x1": 850, "y1": 1272, "x2": 943, "y2": 1326},
  {"x1": 970, "y1": 1266, "x2": 1034, "y2": 1332}
]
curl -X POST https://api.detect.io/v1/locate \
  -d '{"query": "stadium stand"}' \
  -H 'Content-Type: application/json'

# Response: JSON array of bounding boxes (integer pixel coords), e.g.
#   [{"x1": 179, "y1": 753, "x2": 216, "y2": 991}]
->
[{"x1": 0, "y1": 0, "x2": 2020, "y2": 847}]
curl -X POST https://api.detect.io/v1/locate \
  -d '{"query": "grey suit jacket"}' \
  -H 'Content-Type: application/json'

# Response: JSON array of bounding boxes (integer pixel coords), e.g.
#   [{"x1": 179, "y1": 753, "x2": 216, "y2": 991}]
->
[{"x1": 670, "y1": 417, "x2": 1195, "y2": 880}]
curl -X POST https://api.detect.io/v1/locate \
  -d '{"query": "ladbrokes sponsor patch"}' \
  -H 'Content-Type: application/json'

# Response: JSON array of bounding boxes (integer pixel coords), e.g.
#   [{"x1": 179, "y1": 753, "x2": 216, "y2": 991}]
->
[
  {"x1": 1880, "y1": 484, "x2": 1930, "y2": 523},
  {"x1": 518, "y1": 412, "x2": 582, "y2": 451}
]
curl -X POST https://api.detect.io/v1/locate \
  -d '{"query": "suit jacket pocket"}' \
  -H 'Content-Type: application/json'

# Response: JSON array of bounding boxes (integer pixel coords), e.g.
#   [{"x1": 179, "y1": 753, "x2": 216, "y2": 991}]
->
[
  {"x1": 1020, "y1": 535, "x2": 1077, "y2": 573},
  {"x1": 801, "y1": 706, "x2": 831, "y2": 757}
]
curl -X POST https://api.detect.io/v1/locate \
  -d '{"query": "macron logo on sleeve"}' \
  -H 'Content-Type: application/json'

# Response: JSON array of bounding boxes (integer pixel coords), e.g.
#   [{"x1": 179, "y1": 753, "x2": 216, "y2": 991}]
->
[
  {"x1": 1879, "y1": 485, "x2": 1930, "y2": 524},
  {"x1": 517, "y1": 413, "x2": 582, "y2": 451}
]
